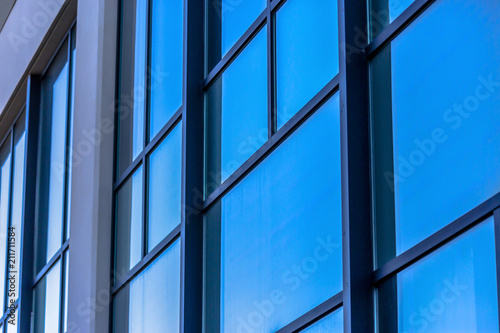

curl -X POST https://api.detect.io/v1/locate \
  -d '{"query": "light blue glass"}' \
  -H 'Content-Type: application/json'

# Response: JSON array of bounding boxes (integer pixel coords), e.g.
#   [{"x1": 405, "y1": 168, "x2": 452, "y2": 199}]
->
[
  {"x1": 6, "y1": 309, "x2": 17, "y2": 332},
  {"x1": 34, "y1": 260, "x2": 61, "y2": 333},
  {"x1": 0, "y1": 141, "x2": 11, "y2": 311},
  {"x1": 149, "y1": 0, "x2": 183, "y2": 139},
  {"x1": 214, "y1": 94, "x2": 342, "y2": 332},
  {"x1": 115, "y1": 166, "x2": 143, "y2": 274},
  {"x1": 388, "y1": 0, "x2": 415, "y2": 21},
  {"x1": 276, "y1": 0, "x2": 339, "y2": 128},
  {"x1": 148, "y1": 123, "x2": 182, "y2": 251},
  {"x1": 221, "y1": 0, "x2": 266, "y2": 56},
  {"x1": 300, "y1": 308, "x2": 343, "y2": 333},
  {"x1": 206, "y1": 26, "x2": 268, "y2": 190},
  {"x1": 392, "y1": 219, "x2": 498, "y2": 333},
  {"x1": 114, "y1": 240, "x2": 181, "y2": 333},
  {"x1": 375, "y1": 0, "x2": 500, "y2": 254}
]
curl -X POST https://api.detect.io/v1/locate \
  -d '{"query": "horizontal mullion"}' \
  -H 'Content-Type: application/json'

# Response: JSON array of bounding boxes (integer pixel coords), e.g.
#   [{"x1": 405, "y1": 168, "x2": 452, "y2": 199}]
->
[
  {"x1": 366, "y1": 0, "x2": 436, "y2": 58},
  {"x1": 276, "y1": 292, "x2": 343, "y2": 333},
  {"x1": 33, "y1": 240, "x2": 70, "y2": 287},
  {"x1": 111, "y1": 224, "x2": 181, "y2": 295},
  {"x1": 202, "y1": 10, "x2": 267, "y2": 91},
  {"x1": 372, "y1": 192, "x2": 500, "y2": 285},
  {"x1": 202, "y1": 75, "x2": 340, "y2": 212},
  {"x1": 114, "y1": 107, "x2": 183, "y2": 191}
]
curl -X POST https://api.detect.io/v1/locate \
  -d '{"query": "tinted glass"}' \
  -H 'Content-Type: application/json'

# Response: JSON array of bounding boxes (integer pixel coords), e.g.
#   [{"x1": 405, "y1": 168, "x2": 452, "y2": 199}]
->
[
  {"x1": 206, "y1": 27, "x2": 268, "y2": 194},
  {"x1": 66, "y1": 31, "x2": 76, "y2": 240},
  {"x1": 113, "y1": 240, "x2": 181, "y2": 333},
  {"x1": 115, "y1": 166, "x2": 143, "y2": 274},
  {"x1": 0, "y1": 140, "x2": 11, "y2": 311},
  {"x1": 33, "y1": 260, "x2": 61, "y2": 333},
  {"x1": 300, "y1": 308, "x2": 343, "y2": 333},
  {"x1": 205, "y1": 94, "x2": 342, "y2": 332},
  {"x1": 37, "y1": 43, "x2": 69, "y2": 271},
  {"x1": 370, "y1": 0, "x2": 416, "y2": 39},
  {"x1": 148, "y1": 123, "x2": 182, "y2": 251},
  {"x1": 206, "y1": 0, "x2": 267, "y2": 70},
  {"x1": 371, "y1": 0, "x2": 500, "y2": 263},
  {"x1": 149, "y1": 0, "x2": 183, "y2": 139},
  {"x1": 117, "y1": 0, "x2": 146, "y2": 175},
  {"x1": 377, "y1": 218, "x2": 498, "y2": 332},
  {"x1": 276, "y1": 0, "x2": 339, "y2": 128}
]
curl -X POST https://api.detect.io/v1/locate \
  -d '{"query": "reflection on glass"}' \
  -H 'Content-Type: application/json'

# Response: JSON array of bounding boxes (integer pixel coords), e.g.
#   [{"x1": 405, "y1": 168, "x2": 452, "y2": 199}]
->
[
  {"x1": 377, "y1": 219, "x2": 498, "y2": 332},
  {"x1": 33, "y1": 261, "x2": 61, "y2": 333},
  {"x1": 149, "y1": 0, "x2": 183, "y2": 139},
  {"x1": 370, "y1": 0, "x2": 416, "y2": 38},
  {"x1": 117, "y1": 0, "x2": 146, "y2": 175},
  {"x1": 300, "y1": 308, "x2": 343, "y2": 333},
  {"x1": 206, "y1": 0, "x2": 267, "y2": 70},
  {"x1": 63, "y1": 251, "x2": 69, "y2": 332},
  {"x1": 148, "y1": 124, "x2": 182, "y2": 251},
  {"x1": 276, "y1": 0, "x2": 339, "y2": 128},
  {"x1": 206, "y1": 27, "x2": 267, "y2": 194},
  {"x1": 116, "y1": 166, "x2": 143, "y2": 273},
  {"x1": 113, "y1": 240, "x2": 181, "y2": 333},
  {"x1": 206, "y1": 94, "x2": 342, "y2": 332},
  {"x1": 371, "y1": 0, "x2": 500, "y2": 263},
  {"x1": 0, "y1": 139, "x2": 11, "y2": 311}
]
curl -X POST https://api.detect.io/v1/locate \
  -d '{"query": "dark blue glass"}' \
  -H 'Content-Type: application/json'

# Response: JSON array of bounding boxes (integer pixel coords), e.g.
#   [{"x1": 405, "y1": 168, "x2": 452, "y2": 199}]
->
[
  {"x1": 148, "y1": 123, "x2": 182, "y2": 251},
  {"x1": 378, "y1": 219, "x2": 498, "y2": 333},
  {"x1": 300, "y1": 308, "x2": 343, "y2": 333},
  {"x1": 113, "y1": 240, "x2": 181, "y2": 333},
  {"x1": 205, "y1": 27, "x2": 268, "y2": 193},
  {"x1": 149, "y1": 0, "x2": 183, "y2": 140},
  {"x1": 207, "y1": 94, "x2": 342, "y2": 332},
  {"x1": 276, "y1": 0, "x2": 339, "y2": 128},
  {"x1": 371, "y1": 0, "x2": 500, "y2": 258}
]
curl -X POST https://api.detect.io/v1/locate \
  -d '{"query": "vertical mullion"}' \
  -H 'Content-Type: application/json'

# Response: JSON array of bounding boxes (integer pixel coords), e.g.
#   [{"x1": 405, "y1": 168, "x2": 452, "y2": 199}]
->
[
  {"x1": 339, "y1": 0, "x2": 373, "y2": 332},
  {"x1": 266, "y1": 2, "x2": 275, "y2": 138},
  {"x1": 181, "y1": 0, "x2": 204, "y2": 331},
  {"x1": 3, "y1": 130, "x2": 14, "y2": 317},
  {"x1": 18, "y1": 75, "x2": 41, "y2": 333},
  {"x1": 494, "y1": 208, "x2": 500, "y2": 330}
]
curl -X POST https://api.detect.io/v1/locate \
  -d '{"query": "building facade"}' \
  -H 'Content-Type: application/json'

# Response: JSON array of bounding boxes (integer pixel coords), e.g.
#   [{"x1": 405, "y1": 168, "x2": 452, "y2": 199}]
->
[{"x1": 0, "y1": 0, "x2": 499, "y2": 332}]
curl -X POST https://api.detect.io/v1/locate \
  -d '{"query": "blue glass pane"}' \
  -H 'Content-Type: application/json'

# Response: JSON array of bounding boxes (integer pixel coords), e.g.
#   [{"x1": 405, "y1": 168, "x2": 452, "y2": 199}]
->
[
  {"x1": 276, "y1": 0, "x2": 339, "y2": 128},
  {"x1": 206, "y1": 26, "x2": 268, "y2": 192},
  {"x1": 389, "y1": 0, "x2": 415, "y2": 21},
  {"x1": 116, "y1": 166, "x2": 143, "y2": 274},
  {"x1": 148, "y1": 123, "x2": 182, "y2": 251},
  {"x1": 33, "y1": 260, "x2": 61, "y2": 333},
  {"x1": 300, "y1": 308, "x2": 343, "y2": 333},
  {"x1": 394, "y1": 219, "x2": 498, "y2": 332},
  {"x1": 149, "y1": 0, "x2": 183, "y2": 139},
  {"x1": 221, "y1": 0, "x2": 266, "y2": 56},
  {"x1": 0, "y1": 141, "x2": 11, "y2": 311},
  {"x1": 212, "y1": 94, "x2": 342, "y2": 332},
  {"x1": 373, "y1": 0, "x2": 500, "y2": 255},
  {"x1": 114, "y1": 240, "x2": 181, "y2": 333}
]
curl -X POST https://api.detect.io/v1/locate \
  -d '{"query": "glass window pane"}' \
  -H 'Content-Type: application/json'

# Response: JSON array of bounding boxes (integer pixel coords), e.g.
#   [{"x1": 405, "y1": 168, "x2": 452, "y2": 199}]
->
[
  {"x1": 371, "y1": 0, "x2": 500, "y2": 264},
  {"x1": 66, "y1": 30, "x2": 76, "y2": 241},
  {"x1": 63, "y1": 251, "x2": 69, "y2": 333},
  {"x1": 6, "y1": 308, "x2": 17, "y2": 333},
  {"x1": 206, "y1": 0, "x2": 267, "y2": 70},
  {"x1": 147, "y1": 123, "x2": 182, "y2": 251},
  {"x1": 377, "y1": 218, "x2": 499, "y2": 333},
  {"x1": 0, "y1": 139, "x2": 12, "y2": 311},
  {"x1": 113, "y1": 240, "x2": 181, "y2": 333},
  {"x1": 276, "y1": 0, "x2": 339, "y2": 128},
  {"x1": 149, "y1": 0, "x2": 183, "y2": 140},
  {"x1": 205, "y1": 94, "x2": 342, "y2": 332},
  {"x1": 117, "y1": 0, "x2": 146, "y2": 175},
  {"x1": 36, "y1": 42, "x2": 69, "y2": 272},
  {"x1": 370, "y1": 0, "x2": 416, "y2": 38},
  {"x1": 115, "y1": 166, "x2": 143, "y2": 274},
  {"x1": 206, "y1": 26, "x2": 268, "y2": 195},
  {"x1": 299, "y1": 308, "x2": 343, "y2": 333},
  {"x1": 33, "y1": 260, "x2": 62, "y2": 333}
]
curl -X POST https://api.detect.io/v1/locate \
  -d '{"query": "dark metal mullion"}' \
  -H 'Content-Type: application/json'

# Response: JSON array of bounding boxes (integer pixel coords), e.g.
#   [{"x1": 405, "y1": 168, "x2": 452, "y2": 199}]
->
[
  {"x1": 3, "y1": 130, "x2": 14, "y2": 316},
  {"x1": 111, "y1": 225, "x2": 181, "y2": 295},
  {"x1": 366, "y1": 0, "x2": 436, "y2": 58},
  {"x1": 372, "y1": 193, "x2": 500, "y2": 285},
  {"x1": 277, "y1": 292, "x2": 343, "y2": 333},
  {"x1": 494, "y1": 208, "x2": 500, "y2": 330},
  {"x1": 203, "y1": 75, "x2": 339, "y2": 212},
  {"x1": 113, "y1": 108, "x2": 182, "y2": 191},
  {"x1": 266, "y1": 2, "x2": 275, "y2": 138}
]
